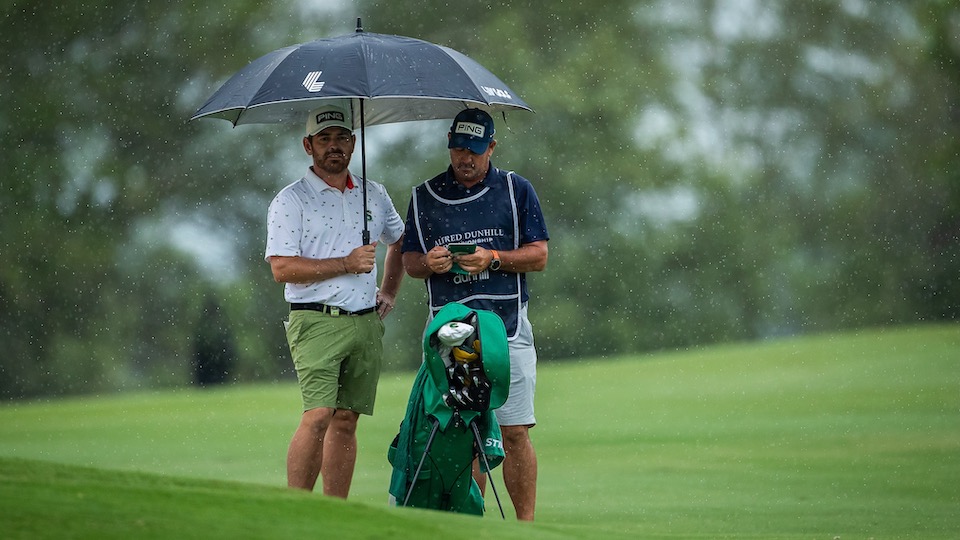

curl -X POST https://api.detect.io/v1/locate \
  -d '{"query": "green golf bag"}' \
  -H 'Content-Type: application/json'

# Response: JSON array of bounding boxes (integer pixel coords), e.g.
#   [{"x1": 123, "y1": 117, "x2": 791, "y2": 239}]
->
[{"x1": 388, "y1": 302, "x2": 510, "y2": 515}]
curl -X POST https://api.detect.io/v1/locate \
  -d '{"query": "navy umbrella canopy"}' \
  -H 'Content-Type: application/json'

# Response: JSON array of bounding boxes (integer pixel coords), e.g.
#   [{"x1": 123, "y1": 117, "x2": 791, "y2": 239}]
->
[
  {"x1": 191, "y1": 19, "x2": 531, "y2": 241},
  {"x1": 191, "y1": 20, "x2": 531, "y2": 127}
]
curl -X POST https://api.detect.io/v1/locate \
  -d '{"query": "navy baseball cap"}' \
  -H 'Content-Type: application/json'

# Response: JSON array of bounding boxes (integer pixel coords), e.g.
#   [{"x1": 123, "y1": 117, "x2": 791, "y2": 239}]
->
[{"x1": 448, "y1": 109, "x2": 495, "y2": 154}]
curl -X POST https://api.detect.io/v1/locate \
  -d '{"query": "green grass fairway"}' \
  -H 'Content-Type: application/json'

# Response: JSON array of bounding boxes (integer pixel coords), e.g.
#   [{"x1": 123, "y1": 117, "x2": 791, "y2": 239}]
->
[
  {"x1": 0, "y1": 458, "x2": 579, "y2": 540},
  {"x1": 1, "y1": 323, "x2": 958, "y2": 538}
]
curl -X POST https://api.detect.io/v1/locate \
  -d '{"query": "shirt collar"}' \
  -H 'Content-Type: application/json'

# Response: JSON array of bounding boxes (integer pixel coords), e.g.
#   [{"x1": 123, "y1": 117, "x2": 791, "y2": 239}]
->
[{"x1": 306, "y1": 167, "x2": 356, "y2": 190}]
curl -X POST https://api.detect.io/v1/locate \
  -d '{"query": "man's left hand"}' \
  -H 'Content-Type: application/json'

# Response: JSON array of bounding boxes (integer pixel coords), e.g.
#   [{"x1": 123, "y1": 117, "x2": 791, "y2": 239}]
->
[
  {"x1": 454, "y1": 247, "x2": 494, "y2": 275},
  {"x1": 376, "y1": 291, "x2": 396, "y2": 319}
]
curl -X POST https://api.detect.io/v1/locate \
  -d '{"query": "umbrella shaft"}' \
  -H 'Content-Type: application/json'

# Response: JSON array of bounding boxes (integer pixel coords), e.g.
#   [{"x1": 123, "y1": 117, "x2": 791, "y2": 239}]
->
[{"x1": 360, "y1": 99, "x2": 370, "y2": 245}]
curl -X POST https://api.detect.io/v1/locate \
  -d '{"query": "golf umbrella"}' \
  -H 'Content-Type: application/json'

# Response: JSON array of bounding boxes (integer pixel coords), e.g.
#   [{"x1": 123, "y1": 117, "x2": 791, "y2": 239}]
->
[{"x1": 190, "y1": 19, "x2": 532, "y2": 242}]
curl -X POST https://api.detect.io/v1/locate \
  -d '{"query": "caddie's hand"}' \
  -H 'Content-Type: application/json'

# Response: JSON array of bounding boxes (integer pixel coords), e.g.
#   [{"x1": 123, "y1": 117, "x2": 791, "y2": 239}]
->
[
  {"x1": 343, "y1": 243, "x2": 377, "y2": 274},
  {"x1": 426, "y1": 245, "x2": 453, "y2": 274},
  {"x1": 455, "y1": 247, "x2": 489, "y2": 275}
]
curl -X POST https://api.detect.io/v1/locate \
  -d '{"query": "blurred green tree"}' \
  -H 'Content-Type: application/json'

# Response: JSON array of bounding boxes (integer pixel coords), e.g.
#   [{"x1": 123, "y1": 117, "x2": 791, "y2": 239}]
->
[{"x1": 0, "y1": 2, "x2": 338, "y2": 398}]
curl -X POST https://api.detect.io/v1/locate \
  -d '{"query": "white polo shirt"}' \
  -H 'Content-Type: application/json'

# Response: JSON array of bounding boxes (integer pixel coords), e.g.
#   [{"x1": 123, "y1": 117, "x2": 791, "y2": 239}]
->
[{"x1": 265, "y1": 168, "x2": 404, "y2": 311}]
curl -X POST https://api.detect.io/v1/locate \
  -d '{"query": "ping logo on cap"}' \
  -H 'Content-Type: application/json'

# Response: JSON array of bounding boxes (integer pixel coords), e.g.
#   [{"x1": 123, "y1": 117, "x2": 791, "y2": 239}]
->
[
  {"x1": 454, "y1": 121, "x2": 485, "y2": 138},
  {"x1": 315, "y1": 111, "x2": 345, "y2": 124}
]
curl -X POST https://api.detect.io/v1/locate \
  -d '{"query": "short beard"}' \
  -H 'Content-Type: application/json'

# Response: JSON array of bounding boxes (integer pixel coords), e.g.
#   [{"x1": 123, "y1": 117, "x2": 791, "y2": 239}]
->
[
  {"x1": 318, "y1": 161, "x2": 348, "y2": 175},
  {"x1": 316, "y1": 152, "x2": 349, "y2": 175}
]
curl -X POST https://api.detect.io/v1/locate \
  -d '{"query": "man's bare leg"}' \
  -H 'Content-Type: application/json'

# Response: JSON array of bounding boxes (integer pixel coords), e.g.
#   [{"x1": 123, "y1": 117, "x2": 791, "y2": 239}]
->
[
  {"x1": 472, "y1": 459, "x2": 487, "y2": 494},
  {"x1": 501, "y1": 424, "x2": 537, "y2": 521},
  {"x1": 320, "y1": 409, "x2": 360, "y2": 498},
  {"x1": 286, "y1": 407, "x2": 334, "y2": 490}
]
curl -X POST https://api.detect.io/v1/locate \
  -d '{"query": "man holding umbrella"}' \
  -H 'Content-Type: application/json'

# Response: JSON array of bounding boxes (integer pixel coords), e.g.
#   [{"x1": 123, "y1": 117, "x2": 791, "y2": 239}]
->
[
  {"x1": 265, "y1": 103, "x2": 405, "y2": 497},
  {"x1": 402, "y1": 108, "x2": 549, "y2": 520}
]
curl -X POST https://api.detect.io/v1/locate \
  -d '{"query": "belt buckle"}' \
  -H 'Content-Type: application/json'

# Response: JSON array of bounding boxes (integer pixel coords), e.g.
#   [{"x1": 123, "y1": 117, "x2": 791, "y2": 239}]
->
[{"x1": 329, "y1": 306, "x2": 340, "y2": 317}]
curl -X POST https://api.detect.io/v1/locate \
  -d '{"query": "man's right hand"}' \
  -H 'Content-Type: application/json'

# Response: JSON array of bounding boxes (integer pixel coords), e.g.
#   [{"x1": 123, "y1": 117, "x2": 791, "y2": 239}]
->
[
  {"x1": 425, "y1": 245, "x2": 454, "y2": 274},
  {"x1": 343, "y1": 243, "x2": 377, "y2": 274}
]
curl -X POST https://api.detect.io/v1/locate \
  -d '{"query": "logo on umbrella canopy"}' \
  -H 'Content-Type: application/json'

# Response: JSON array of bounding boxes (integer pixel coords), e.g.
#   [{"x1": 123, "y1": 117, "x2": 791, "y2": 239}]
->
[
  {"x1": 302, "y1": 71, "x2": 325, "y2": 92},
  {"x1": 481, "y1": 86, "x2": 512, "y2": 99}
]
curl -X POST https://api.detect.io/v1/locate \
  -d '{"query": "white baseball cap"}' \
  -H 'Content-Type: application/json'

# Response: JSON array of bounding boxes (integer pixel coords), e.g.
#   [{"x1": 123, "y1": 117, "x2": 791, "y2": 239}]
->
[{"x1": 305, "y1": 104, "x2": 353, "y2": 137}]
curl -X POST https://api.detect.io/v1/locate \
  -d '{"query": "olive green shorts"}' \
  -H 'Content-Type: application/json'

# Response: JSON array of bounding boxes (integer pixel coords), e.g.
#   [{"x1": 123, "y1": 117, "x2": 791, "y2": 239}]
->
[{"x1": 284, "y1": 309, "x2": 385, "y2": 415}]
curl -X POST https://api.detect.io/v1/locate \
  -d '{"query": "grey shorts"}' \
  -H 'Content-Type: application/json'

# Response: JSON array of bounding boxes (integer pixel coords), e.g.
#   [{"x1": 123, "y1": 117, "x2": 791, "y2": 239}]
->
[{"x1": 494, "y1": 305, "x2": 537, "y2": 427}]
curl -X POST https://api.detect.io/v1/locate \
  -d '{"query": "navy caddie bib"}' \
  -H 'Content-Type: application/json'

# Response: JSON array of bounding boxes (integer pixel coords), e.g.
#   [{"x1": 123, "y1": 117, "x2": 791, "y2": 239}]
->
[{"x1": 409, "y1": 167, "x2": 524, "y2": 338}]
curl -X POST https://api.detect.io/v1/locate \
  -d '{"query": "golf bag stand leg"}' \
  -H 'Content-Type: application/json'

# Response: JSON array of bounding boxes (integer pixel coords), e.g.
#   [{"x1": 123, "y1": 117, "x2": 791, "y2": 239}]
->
[
  {"x1": 470, "y1": 420, "x2": 506, "y2": 519},
  {"x1": 402, "y1": 417, "x2": 441, "y2": 507}
]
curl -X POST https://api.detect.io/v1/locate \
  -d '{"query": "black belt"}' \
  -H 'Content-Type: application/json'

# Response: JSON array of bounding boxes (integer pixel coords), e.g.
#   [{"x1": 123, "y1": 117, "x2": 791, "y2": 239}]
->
[{"x1": 290, "y1": 303, "x2": 376, "y2": 317}]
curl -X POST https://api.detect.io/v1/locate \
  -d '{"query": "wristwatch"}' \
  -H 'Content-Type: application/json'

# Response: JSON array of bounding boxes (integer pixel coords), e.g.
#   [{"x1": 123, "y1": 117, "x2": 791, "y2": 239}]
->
[{"x1": 489, "y1": 250, "x2": 501, "y2": 271}]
